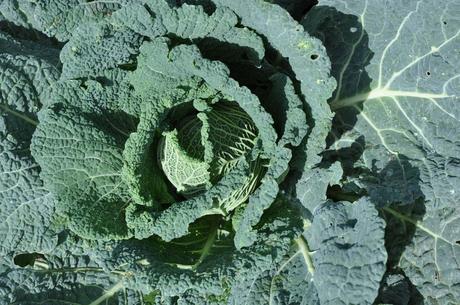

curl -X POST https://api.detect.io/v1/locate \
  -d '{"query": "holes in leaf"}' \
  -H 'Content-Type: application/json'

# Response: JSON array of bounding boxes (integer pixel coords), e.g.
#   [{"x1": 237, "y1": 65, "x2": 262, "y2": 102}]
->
[
  {"x1": 346, "y1": 219, "x2": 357, "y2": 228},
  {"x1": 310, "y1": 54, "x2": 319, "y2": 60},
  {"x1": 426, "y1": 71, "x2": 431, "y2": 76},
  {"x1": 13, "y1": 253, "x2": 43, "y2": 267},
  {"x1": 118, "y1": 62, "x2": 137, "y2": 71},
  {"x1": 443, "y1": 21, "x2": 447, "y2": 25},
  {"x1": 456, "y1": 240, "x2": 460, "y2": 245},
  {"x1": 336, "y1": 242, "x2": 354, "y2": 250},
  {"x1": 292, "y1": 127, "x2": 300, "y2": 138}
]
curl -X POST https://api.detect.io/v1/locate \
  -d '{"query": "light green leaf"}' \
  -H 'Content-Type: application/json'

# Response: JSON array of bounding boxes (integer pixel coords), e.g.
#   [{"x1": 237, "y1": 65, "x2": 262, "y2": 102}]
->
[{"x1": 31, "y1": 106, "x2": 132, "y2": 240}]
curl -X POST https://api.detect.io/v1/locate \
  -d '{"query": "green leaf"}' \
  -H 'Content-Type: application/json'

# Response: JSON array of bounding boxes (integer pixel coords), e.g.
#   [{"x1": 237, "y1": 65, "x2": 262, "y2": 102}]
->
[
  {"x1": 0, "y1": 235, "x2": 144, "y2": 305},
  {"x1": 60, "y1": 20, "x2": 142, "y2": 79},
  {"x1": 215, "y1": 0, "x2": 336, "y2": 168},
  {"x1": 308, "y1": 198, "x2": 387, "y2": 305},
  {"x1": 0, "y1": 33, "x2": 59, "y2": 255},
  {"x1": 0, "y1": 0, "x2": 125, "y2": 41},
  {"x1": 303, "y1": 0, "x2": 460, "y2": 302},
  {"x1": 124, "y1": 38, "x2": 280, "y2": 241},
  {"x1": 31, "y1": 105, "x2": 132, "y2": 240},
  {"x1": 293, "y1": 162, "x2": 343, "y2": 213},
  {"x1": 0, "y1": 134, "x2": 57, "y2": 256}
]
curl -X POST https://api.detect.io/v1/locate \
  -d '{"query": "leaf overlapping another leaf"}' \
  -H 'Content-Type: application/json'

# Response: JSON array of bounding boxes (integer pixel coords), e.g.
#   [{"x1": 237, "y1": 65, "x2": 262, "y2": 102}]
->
[{"x1": 0, "y1": 0, "x2": 458, "y2": 304}]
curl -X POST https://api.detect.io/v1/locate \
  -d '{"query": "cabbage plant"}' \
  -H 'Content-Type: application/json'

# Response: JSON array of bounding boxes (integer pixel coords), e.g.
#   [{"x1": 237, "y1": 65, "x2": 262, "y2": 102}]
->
[{"x1": 0, "y1": 0, "x2": 458, "y2": 304}]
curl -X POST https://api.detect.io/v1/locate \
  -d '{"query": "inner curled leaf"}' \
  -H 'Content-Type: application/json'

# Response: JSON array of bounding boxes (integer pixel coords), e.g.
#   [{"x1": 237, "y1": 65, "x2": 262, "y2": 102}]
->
[{"x1": 158, "y1": 101, "x2": 265, "y2": 212}]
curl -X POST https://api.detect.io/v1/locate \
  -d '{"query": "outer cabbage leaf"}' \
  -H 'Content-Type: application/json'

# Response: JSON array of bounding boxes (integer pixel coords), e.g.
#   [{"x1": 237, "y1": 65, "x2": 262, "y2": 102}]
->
[
  {"x1": 383, "y1": 164, "x2": 460, "y2": 305},
  {"x1": 307, "y1": 198, "x2": 387, "y2": 305},
  {"x1": 137, "y1": 1, "x2": 265, "y2": 62},
  {"x1": 0, "y1": 134, "x2": 57, "y2": 256},
  {"x1": 236, "y1": 197, "x2": 386, "y2": 305},
  {"x1": 0, "y1": 32, "x2": 59, "y2": 140},
  {"x1": 60, "y1": 20, "x2": 142, "y2": 79},
  {"x1": 0, "y1": 0, "x2": 131, "y2": 41},
  {"x1": 0, "y1": 32, "x2": 59, "y2": 256},
  {"x1": 120, "y1": 202, "x2": 301, "y2": 304},
  {"x1": 0, "y1": 234, "x2": 145, "y2": 305},
  {"x1": 215, "y1": 0, "x2": 336, "y2": 169},
  {"x1": 303, "y1": 0, "x2": 460, "y2": 303},
  {"x1": 17, "y1": 202, "x2": 296, "y2": 305},
  {"x1": 63, "y1": 1, "x2": 265, "y2": 80},
  {"x1": 291, "y1": 161, "x2": 342, "y2": 213},
  {"x1": 229, "y1": 200, "x2": 320, "y2": 305},
  {"x1": 31, "y1": 77, "x2": 136, "y2": 241}
]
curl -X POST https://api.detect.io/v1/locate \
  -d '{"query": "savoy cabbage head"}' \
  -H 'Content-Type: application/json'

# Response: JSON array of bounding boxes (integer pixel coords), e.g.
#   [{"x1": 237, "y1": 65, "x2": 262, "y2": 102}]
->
[{"x1": 0, "y1": 0, "x2": 459, "y2": 304}]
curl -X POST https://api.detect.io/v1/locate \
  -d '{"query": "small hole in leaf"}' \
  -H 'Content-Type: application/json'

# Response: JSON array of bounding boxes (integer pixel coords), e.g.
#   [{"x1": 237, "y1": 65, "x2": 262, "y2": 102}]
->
[
  {"x1": 426, "y1": 71, "x2": 431, "y2": 76},
  {"x1": 456, "y1": 240, "x2": 460, "y2": 245},
  {"x1": 310, "y1": 54, "x2": 319, "y2": 60},
  {"x1": 443, "y1": 21, "x2": 447, "y2": 25},
  {"x1": 14, "y1": 253, "x2": 41, "y2": 267},
  {"x1": 346, "y1": 219, "x2": 357, "y2": 228}
]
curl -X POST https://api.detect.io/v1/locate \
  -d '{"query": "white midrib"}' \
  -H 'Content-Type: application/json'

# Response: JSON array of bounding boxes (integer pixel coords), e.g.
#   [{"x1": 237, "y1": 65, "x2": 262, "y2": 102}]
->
[
  {"x1": 330, "y1": 88, "x2": 452, "y2": 110},
  {"x1": 332, "y1": 0, "x2": 368, "y2": 104},
  {"x1": 33, "y1": 266, "x2": 130, "y2": 305},
  {"x1": 268, "y1": 236, "x2": 315, "y2": 305},
  {"x1": 88, "y1": 281, "x2": 125, "y2": 305},
  {"x1": 383, "y1": 207, "x2": 452, "y2": 245}
]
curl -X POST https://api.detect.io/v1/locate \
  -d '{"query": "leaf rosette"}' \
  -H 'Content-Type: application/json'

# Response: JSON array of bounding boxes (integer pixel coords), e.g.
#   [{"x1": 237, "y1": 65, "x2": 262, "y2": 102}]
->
[
  {"x1": 31, "y1": 0, "x2": 335, "y2": 245},
  {"x1": 23, "y1": 0, "x2": 335, "y2": 302}
]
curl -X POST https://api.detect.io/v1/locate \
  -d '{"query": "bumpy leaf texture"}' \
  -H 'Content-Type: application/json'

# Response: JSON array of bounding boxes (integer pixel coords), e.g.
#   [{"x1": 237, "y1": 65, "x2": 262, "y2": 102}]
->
[
  {"x1": 0, "y1": 31, "x2": 59, "y2": 256},
  {"x1": 0, "y1": 0, "x2": 458, "y2": 304},
  {"x1": 304, "y1": 0, "x2": 460, "y2": 303}
]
